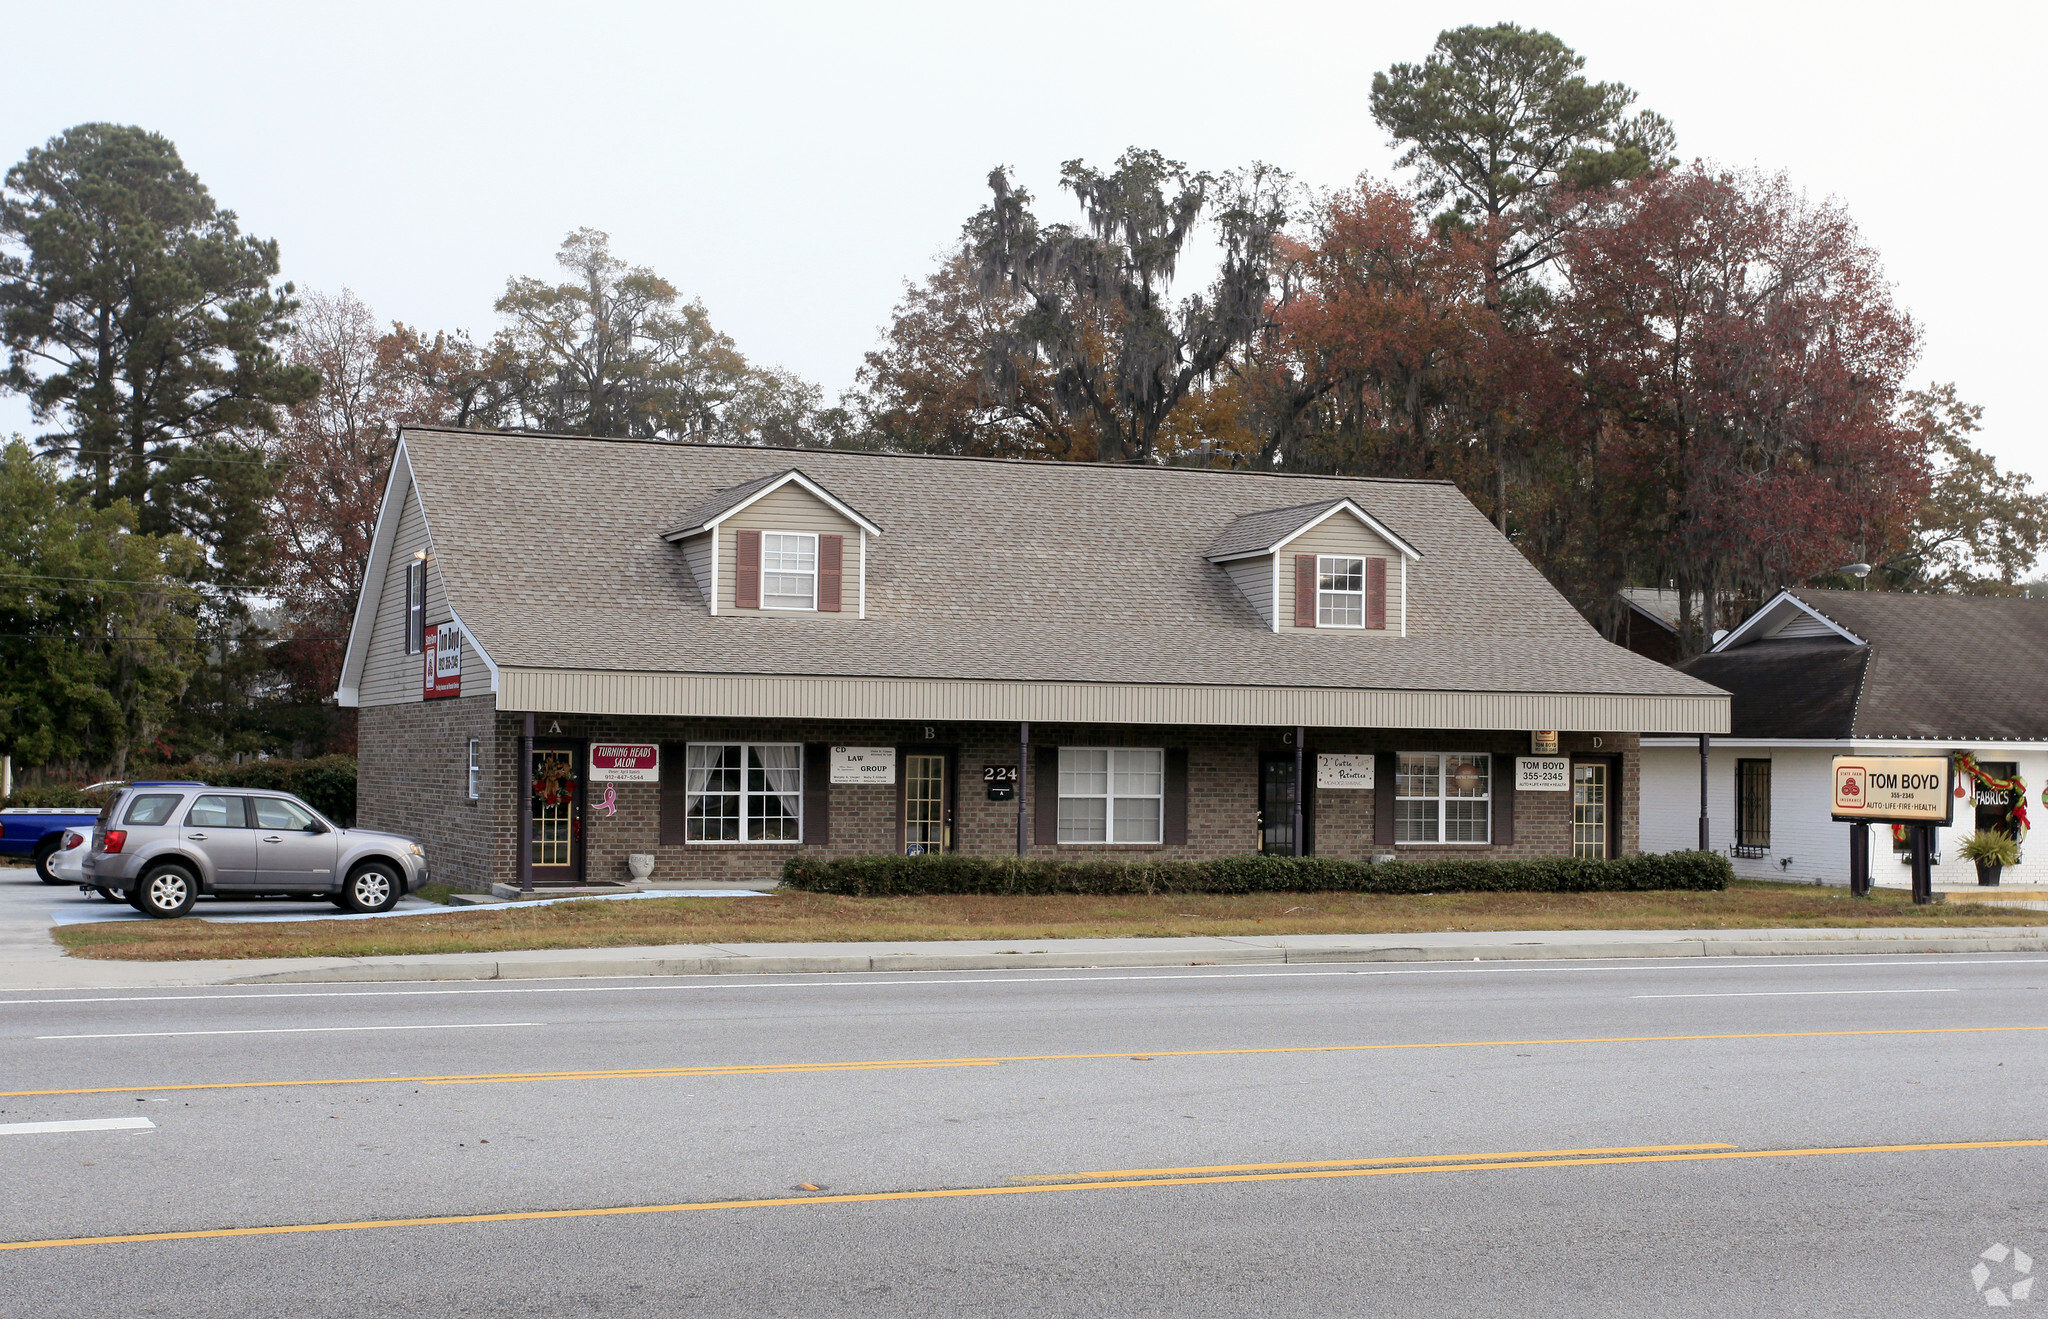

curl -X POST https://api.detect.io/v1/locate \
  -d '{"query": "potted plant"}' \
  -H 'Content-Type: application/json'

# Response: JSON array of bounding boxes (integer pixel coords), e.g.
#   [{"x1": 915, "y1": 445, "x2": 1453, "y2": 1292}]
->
[{"x1": 1960, "y1": 829, "x2": 2021, "y2": 886}]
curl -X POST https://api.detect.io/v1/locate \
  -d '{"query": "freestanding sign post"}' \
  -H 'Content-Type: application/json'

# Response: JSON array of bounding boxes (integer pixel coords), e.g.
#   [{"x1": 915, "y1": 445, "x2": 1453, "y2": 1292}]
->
[{"x1": 1830, "y1": 755, "x2": 1954, "y2": 905}]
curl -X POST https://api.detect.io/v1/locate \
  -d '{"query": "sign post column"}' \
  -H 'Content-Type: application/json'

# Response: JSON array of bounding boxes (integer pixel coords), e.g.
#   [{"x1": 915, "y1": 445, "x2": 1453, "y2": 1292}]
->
[
  {"x1": 1909, "y1": 824, "x2": 1934, "y2": 905},
  {"x1": 1830, "y1": 755, "x2": 1953, "y2": 903}
]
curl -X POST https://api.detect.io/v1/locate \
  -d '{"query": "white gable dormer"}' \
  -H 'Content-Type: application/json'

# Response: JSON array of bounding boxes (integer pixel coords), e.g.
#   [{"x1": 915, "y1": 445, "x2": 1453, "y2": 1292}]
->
[
  {"x1": 1205, "y1": 499, "x2": 1421, "y2": 636},
  {"x1": 661, "y1": 470, "x2": 882, "y2": 620}
]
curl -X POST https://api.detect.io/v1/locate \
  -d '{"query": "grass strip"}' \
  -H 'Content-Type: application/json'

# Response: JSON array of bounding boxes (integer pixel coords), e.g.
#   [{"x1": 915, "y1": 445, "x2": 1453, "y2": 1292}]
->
[{"x1": 49, "y1": 880, "x2": 2045, "y2": 962}]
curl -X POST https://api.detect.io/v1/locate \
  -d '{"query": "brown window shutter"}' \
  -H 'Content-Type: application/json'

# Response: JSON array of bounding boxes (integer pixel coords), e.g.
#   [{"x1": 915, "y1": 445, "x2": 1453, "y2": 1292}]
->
[
  {"x1": 1374, "y1": 751, "x2": 1397, "y2": 846},
  {"x1": 735, "y1": 528, "x2": 761, "y2": 609},
  {"x1": 1492, "y1": 755, "x2": 1514, "y2": 846},
  {"x1": 803, "y1": 744, "x2": 830, "y2": 845},
  {"x1": 1365, "y1": 557, "x2": 1387, "y2": 630},
  {"x1": 1163, "y1": 749, "x2": 1189, "y2": 846},
  {"x1": 816, "y1": 534, "x2": 843, "y2": 612},
  {"x1": 1034, "y1": 745, "x2": 1059, "y2": 847},
  {"x1": 1294, "y1": 554, "x2": 1317, "y2": 628},
  {"x1": 658, "y1": 743, "x2": 687, "y2": 846}
]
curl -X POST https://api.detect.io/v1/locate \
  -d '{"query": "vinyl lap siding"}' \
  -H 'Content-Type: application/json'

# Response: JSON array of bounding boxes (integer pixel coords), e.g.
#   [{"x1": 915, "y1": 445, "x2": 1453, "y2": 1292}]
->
[
  {"x1": 1277, "y1": 518, "x2": 1404, "y2": 633},
  {"x1": 498, "y1": 668, "x2": 1728, "y2": 733},
  {"x1": 1220, "y1": 555, "x2": 1275, "y2": 628},
  {"x1": 359, "y1": 483, "x2": 461, "y2": 707},
  {"x1": 678, "y1": 533, "x2": 714, "y2": 608},
  {"x1": 717, "y1": 485, "x2": 862, "y2": 617}
]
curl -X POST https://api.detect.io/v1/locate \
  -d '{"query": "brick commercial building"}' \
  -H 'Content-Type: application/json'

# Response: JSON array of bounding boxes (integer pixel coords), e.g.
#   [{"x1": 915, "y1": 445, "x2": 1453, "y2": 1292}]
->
[{"x1": 338, "y1": 428, "x2": 1728, "y2": 892}]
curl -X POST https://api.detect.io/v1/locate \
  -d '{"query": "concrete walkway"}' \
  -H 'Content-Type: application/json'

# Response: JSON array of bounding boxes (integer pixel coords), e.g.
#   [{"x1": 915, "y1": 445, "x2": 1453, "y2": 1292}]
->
[{"x1": 7, "y1": 865, "x2": 2047, "y2": 991}]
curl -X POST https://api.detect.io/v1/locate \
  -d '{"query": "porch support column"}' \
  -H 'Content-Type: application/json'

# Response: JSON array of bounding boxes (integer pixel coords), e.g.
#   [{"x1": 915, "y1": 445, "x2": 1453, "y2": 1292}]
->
[
  {"x1": 1017, "y1": 720, "x2": 1029, "y2": 856},
  {"x1": 519, "y1": 711, "x2": 535, "y2": 895},
  {"x1": 1698, "y1": 733, "x2": 1711, "y2": 853},
  {"x1": 1293, "y1": 726, "x2": 1306, "y2": 857}
]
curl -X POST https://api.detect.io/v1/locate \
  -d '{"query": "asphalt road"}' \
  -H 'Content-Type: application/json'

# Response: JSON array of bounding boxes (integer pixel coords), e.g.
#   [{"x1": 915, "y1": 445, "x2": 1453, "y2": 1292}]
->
[{"x1": 1, "y1": 952, "x2": 2044, "y2": 1316}]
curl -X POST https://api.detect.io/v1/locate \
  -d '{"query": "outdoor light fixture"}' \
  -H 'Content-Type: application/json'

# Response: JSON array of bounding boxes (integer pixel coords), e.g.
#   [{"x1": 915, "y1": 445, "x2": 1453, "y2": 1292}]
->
[{"x1": 1836, "y1": 562, "x2": 1871, "y2": 578}]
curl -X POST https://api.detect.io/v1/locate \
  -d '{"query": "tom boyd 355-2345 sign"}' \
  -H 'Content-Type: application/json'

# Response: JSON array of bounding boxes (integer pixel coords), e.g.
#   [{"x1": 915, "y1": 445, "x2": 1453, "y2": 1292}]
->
[{"x1": 1830, "y1": 756, "x2": 1954, "y2": 826}]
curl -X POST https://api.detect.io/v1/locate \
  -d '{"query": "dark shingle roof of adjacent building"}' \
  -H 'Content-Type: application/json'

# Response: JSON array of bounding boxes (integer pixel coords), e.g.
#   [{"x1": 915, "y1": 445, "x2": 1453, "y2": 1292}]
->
[
  {"x1": 1686, "y1": 588, "x2": 2048, "y2": 741},
  {"x1": 399, "y1": 427, "x2": 1717, "y2": 700}
]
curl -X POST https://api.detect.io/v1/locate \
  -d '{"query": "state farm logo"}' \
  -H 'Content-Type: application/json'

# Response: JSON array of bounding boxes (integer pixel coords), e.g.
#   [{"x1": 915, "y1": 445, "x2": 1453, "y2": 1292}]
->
[{"x1": 1835, "y1": 765, "x2": 1867, "y2": 810}]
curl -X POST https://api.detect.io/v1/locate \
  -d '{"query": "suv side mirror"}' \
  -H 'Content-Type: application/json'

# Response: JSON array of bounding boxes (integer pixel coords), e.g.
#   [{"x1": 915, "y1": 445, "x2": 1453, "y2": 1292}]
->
[{"x1": 306, "y1": 821, "x2": 328, "y2": 834}]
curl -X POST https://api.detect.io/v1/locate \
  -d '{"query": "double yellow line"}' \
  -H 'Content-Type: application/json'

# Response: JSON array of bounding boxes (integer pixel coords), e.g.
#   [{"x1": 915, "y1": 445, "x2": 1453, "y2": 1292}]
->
[
  {"x1": 9, "y1": 1023, "x2": 2046, "y2": 1099},
  {"x1": 6, "y1": 1138, "x2": 2045, "y2": 1252}
]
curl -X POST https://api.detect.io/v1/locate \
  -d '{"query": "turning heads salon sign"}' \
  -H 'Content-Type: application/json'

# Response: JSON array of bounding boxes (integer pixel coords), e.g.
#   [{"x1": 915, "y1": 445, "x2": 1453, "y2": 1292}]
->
[{"x1": 589, "y1": 745, "x2": 660, "y2": 783}]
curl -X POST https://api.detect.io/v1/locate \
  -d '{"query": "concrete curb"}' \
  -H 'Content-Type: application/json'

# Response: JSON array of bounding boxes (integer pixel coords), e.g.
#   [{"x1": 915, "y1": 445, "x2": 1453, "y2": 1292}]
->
[{"x1": 222, "y1": 931, "x2": 2048, "y2": 984}]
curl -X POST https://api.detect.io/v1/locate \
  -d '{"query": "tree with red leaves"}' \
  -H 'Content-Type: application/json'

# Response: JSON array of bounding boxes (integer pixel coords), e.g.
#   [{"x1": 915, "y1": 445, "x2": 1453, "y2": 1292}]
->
[
  {"x1": 1556, "y1": 166, "x2": 1926, "y2": 653},
  {"x1": 263, "y1": 290, "x2": 458, "y2": 749}
]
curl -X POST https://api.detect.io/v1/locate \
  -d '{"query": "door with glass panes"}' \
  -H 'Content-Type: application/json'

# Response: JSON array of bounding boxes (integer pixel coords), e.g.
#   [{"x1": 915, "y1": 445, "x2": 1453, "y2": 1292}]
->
[
  {"x1": 1571, "y1": 758, "x2": 1616, "y2": 859},
  {"x1": 530, "y1": 742, "x2": 586, "y2": 883},
  {"x1": 899, "y1": 747, "x2": 954, "y2": 855}
]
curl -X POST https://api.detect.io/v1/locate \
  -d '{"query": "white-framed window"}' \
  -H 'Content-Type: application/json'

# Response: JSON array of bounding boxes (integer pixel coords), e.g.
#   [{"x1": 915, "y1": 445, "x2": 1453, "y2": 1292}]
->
[
  {"x1": 1395, "y1": 753, "x2": 1491, "y2": 844},
  {"x1": 684, "y1": 743, "x2": 803, "y2": 842},
  {"x1": 467, "y1": 739, "x2": 481, "y2": 800},
  {"x1": 1057, "y1": 747, "x2": 1164, "y2": 844},
  {"x1": 1318, "y1": 556, "x2": 1365, "y2": 627},
  {"x1": 405, "y1": 559, "x2": 426, "y2": 653},
  {"x1": 760, "y1": 532, "x2": 817, "y2": 610}
]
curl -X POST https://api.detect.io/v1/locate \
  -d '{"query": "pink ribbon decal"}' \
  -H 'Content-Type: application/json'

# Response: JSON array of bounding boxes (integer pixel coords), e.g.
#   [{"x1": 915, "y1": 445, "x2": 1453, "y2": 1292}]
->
[{"x1": 597, "y1": 785, "x2": 618, "y2": 817}]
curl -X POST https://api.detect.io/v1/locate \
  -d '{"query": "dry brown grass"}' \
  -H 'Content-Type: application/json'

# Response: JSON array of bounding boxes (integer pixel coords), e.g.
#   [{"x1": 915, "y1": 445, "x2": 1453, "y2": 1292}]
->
[{"x1": 51, "y1": 881, "x2": 2045, "y2": 962}]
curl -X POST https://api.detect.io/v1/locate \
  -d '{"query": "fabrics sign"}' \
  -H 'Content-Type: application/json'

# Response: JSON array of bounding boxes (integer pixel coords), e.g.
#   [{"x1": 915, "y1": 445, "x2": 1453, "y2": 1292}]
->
[
  {"x1": 424, "y1": 622, "x2": 462, "y2": 699},
  {"x1": 1830, "y1": 756, "x2": 1954, "y2": 825},
  {"x1": 589, "y1": 744, "x2": 660, "y2": 782}
]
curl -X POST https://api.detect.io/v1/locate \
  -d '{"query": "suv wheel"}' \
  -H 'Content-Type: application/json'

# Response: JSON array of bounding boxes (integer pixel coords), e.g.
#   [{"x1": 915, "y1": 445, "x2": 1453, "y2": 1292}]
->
[
  {"x1": 34, "y1": 838, "x2": 64, "y2": 885},
  {"x1": 340, "y1": 862, "x2": 402, "y2": 914},
  {"x1": 138, "y1": 865, "x2": 198, "y2": 919}
]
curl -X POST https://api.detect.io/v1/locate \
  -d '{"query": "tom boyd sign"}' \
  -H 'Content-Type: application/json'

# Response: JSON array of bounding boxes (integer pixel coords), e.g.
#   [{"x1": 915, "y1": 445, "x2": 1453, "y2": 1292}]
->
[{"x1": 1830, "y1": 756, "x2": 1954, "y2": 826}]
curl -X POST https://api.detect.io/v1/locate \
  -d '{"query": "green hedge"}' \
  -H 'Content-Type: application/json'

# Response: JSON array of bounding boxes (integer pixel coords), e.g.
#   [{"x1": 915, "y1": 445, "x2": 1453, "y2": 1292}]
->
[
  {"x1": 781, "y1": 850, "x2": 1732, "y2": 897},
  {"x1": 3, "y1": 757, "x2": 358, "y2": 826}
]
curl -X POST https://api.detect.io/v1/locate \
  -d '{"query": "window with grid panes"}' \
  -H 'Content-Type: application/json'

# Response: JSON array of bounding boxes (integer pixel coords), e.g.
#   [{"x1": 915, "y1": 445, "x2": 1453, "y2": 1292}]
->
[
  {"x1": 684, "y1": 743, "x2": 804, "y2": 842},
  {"x1": 1394, "y1": 753, "x2": 1491, "y2": 844},
  {"x1": 1317, "y1": 556, "x2": 1365, "y2": 627},
  {"x1": 760, "y1": 533, "x2": 817, "y2": 610},
  {"x1": 1057, "y1": 748, "x2": 1163, "y2": 843}
]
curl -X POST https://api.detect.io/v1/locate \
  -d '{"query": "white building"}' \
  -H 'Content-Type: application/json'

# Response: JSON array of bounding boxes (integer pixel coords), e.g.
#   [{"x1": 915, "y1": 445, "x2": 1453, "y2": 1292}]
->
[{"x1": 1641, "y1": 588, "x2": 2046, "y2": 890}]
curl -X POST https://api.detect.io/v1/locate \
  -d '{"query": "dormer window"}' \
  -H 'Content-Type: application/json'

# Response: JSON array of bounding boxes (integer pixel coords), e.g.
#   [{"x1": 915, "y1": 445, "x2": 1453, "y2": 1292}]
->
[
  {"x1": 761, "y1": 533, "x2": 818, "y2": 610},
  {"x1": 1318, "y1": 557, "x2": 1364, "y2": 627}
]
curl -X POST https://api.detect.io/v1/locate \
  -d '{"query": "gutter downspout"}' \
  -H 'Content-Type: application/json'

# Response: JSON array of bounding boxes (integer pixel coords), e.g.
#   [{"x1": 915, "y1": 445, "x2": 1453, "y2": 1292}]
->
[
  {"x1": 1698, "y1": 733, "x2": 1710, "y2": 853},
  {"x1": 1017, "y1": 721, "x2": 1029, "y2": 856},
  {"x1": 519, "y1": 712, "x2": 535, "y2": 895},
  {"x1": 1293, "y1": 726, "x2": 1306, "y2": 857}
]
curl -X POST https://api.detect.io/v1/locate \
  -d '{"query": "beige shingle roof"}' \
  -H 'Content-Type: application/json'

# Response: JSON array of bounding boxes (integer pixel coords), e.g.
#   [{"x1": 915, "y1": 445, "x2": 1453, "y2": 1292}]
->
[{"x1": 404, "y1": 427, "x2": 1718, "y2": 700}]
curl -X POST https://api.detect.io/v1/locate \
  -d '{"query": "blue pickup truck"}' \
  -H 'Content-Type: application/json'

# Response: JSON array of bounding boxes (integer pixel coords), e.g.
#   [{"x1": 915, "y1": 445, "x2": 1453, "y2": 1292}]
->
[{"x1": 1, "y1": 782, "x2": 203, "y2": 883}]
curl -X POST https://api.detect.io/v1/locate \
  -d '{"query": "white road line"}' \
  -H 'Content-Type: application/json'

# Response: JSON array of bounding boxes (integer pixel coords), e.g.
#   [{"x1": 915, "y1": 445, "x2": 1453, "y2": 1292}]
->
[
  {"x1": 37, "y1": 1023, "x2": 541, "y2": 1040},
  {"x1": 0, "y1": 1117, "x2": 155, "y2": 1135},
  {"x1": 1633, "y1": 989, "x2": 1963, "y2": 1000},
  {"x1": 6, "y1": 957, "x2": 2048, "y2": 1007}
]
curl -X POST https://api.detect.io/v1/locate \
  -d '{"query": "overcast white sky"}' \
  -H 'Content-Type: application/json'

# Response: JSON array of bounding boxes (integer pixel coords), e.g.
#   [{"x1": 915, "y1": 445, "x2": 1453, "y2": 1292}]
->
[{"x1": 4, "y1": 0, "x2": 2041, "y2": 484}]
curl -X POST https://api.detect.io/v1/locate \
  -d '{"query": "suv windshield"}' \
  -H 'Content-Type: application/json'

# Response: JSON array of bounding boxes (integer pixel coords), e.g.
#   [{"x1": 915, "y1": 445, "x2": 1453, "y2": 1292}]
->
[{"x1": 123, "y1": 795, "x2": 183, "y2": 826}]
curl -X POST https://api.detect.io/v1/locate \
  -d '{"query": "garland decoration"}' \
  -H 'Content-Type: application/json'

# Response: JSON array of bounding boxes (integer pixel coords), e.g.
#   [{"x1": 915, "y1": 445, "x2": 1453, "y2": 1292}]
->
[{"x1": 1953, "y1": 752, "x2": 2028, "y2": 841}]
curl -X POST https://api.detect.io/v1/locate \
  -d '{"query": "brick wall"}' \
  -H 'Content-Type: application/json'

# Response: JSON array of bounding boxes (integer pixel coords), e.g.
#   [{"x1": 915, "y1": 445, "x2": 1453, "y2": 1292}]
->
[{"x1": 361, "y1": 707, "x2": 1641, "y2": 890}]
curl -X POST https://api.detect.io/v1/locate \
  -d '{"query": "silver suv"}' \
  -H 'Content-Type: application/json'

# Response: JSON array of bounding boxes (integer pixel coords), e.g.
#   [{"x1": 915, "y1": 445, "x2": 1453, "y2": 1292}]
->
[{"x1": 86, "y1": 784, "x2": 429, "y2": 919}]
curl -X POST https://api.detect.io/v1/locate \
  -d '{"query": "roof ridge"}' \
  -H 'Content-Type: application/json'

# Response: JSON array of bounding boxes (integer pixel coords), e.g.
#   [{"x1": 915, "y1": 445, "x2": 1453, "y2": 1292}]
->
[{"x1": 397, "y1": 426, "x2": 1460, "y2": 488}]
